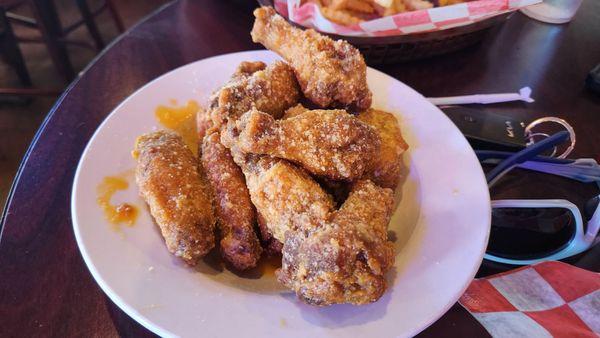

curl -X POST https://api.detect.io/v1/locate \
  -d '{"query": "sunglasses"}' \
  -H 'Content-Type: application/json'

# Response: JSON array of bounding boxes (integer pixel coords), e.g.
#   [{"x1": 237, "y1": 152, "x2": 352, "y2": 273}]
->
[{"x1": 478, "y1": 131, "x2": 600, "y2": 265}]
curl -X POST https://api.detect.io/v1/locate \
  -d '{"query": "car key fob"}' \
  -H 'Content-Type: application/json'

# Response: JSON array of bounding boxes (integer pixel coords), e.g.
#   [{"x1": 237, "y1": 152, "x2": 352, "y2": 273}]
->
[
  {"x1": 586, "y1": 63, "x2": 600, "y2": 95},
  {"x1": 441, "y1": 106, "x2": 528, "y2": 151}
]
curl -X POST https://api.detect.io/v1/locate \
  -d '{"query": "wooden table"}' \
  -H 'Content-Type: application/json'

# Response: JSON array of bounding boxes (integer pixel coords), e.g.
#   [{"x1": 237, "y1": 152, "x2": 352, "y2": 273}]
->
[{"x1": 1, "y1": 0, "x2": 598, "y2": 336}]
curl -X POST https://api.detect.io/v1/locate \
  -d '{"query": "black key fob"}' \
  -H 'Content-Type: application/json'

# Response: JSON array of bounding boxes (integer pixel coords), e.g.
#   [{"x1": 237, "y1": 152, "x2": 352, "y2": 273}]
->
[
  {"x1": 441, "y1": 106, "x2": 528, "y2": 151},
  {"x1": 586, "y1": 63, "x2": 600, "y2": 95}
]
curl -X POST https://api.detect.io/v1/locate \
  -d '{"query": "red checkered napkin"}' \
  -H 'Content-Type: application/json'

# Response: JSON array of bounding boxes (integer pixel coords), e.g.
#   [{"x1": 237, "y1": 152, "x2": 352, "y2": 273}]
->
[
  {"x1": 273, "y1": 0, "x2": 541, "y2": 37},
  {"x1": 459, "y1": 261, "x2": 600, "y2": 338}
]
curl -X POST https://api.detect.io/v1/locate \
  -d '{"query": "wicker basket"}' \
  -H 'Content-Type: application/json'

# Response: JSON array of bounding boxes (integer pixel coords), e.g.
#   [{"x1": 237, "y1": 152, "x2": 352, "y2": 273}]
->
[{"x1": 256, "y1": 0, "x2": 511, "y2": 64}]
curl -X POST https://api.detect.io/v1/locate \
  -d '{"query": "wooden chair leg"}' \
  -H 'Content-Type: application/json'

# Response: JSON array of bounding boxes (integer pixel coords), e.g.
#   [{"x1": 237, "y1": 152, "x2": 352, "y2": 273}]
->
[
  {"x1": 105, "y1": 0, "x2": 124, "y2": 33},
  {"x1": 75, "y1": 0, "x2": 104, "y2": 50},
  {"x1": 28, "y1": 0, "x2": 75, "y2": 83},
  {"x1": 0, "y1": 8, "x2": 32, "y2": 86}
]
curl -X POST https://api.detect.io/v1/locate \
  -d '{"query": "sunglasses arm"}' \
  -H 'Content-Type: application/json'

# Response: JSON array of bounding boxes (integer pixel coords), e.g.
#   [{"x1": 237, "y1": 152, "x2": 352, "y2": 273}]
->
[{"x1": 586, "y1": 202, "x2": 600, "y2": 245}]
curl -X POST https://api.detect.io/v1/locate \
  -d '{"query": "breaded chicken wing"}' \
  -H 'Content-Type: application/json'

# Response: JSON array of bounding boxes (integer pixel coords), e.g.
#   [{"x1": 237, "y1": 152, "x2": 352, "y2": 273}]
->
[
  {"x1": 209, "y1": 60, "x2": 301, "y2": 130},
  {"x1": 229, "y1": 149, "x2": 334, "y2": 242},
  {"x1": 221, "y1": 108, "x2": 380, "y2": 180},
  {"x1": 277, "y1": 180, "x2": 395, "y2": 305},
  {"x1": 201, "y1": 132, "x2": 262, "y2": 270},
  {"x1": 198, "y1": 62, "x2": 268, "y2": 140},
  {"x1": 229, "y1": 144, "x2": 394, "y2": 305},
  {"x1": 251, "y1": 7, "x2": 372, "y2": 111},
  {"x1": 358, "y1": 109, "x2": 408, "y2": 190},
  {"x1": 134, "y1": 131, "x2": 215, "y2": 265}
]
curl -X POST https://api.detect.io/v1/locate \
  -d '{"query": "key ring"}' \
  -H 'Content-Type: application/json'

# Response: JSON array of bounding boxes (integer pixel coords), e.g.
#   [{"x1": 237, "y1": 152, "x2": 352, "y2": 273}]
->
[{"x1": 525, "y1": 117, "x2": 576, "y2": 158}]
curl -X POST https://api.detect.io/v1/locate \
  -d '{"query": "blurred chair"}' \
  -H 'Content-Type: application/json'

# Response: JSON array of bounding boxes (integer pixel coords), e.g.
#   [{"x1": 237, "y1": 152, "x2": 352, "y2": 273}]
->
[
  {"x1": 0, "y1": 0, "x2": 124, "y2": 93},
  {"x1": 1, "y1": 5, "x2": 31, "y2": 89}
]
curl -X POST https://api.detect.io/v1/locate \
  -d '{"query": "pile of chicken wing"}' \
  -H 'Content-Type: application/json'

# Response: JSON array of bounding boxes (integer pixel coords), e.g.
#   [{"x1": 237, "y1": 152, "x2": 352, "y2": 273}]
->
[{"x1": 134, "y1": 6, "x2": 408, "y2": 306}]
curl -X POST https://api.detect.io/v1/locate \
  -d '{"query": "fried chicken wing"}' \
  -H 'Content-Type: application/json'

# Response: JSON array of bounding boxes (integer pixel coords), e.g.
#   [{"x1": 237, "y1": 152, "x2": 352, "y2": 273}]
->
[
  {"x1": 230, "y1": 60, "x2": 268, "y2": 81},
  {"x1": 199, "y1": 62, "x2": 268, "y2": 140},
  {"x1": 357, "y1": 109, "x2": 408, "y2": 190},
  {"x1": 229, "y1": 142, "x2": 395, "y2": 305},
  {"x1": 134, "y1": 131, "x2": 215, "y2": 265},
  {"x1": 251, "y1": 6, "x2": 372, "y2": 111},
  {"x1": 209, "y1": 60, "x2": 301, "y2": 130},
  {"x1": 201, "y1": 132, "x2": 262, "y2": 270},
  {"x1": 221, "y1": 108, "x2": 380, "y2": 180},
  {"x1": 229, "y1": 149, "x2": 334, "y2": 242},
  {"x1": 277, "y1": 180, "x2": 395, "y2": 305}
]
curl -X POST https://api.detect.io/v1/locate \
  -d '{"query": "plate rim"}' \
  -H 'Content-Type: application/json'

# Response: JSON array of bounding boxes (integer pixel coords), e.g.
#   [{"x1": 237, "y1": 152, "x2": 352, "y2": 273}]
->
[{"x1": 71, "y1": 50, "x2": 491, "y2": 338}]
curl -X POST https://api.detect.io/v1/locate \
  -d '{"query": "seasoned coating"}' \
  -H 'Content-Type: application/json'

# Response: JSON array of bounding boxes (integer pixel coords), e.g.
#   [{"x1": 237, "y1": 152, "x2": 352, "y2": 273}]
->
[
  {"x1": 277, "y1": 180, "x2": 395, "y2": 305},
  {"x1": 197, "y1": 105, "x2": 212, "y2": 141},
  {"x1": 251, "y1": 7, "x2": 372, "y2": 111},
  {"x1": 134, "y1": 131, "x2": 215, "y2": 265},
  {"x1": 230, "y1": 60, "x2": 267, "y2": 82},
  {"x1": 358, "y1": 109, "x2": 408, "y2": 190},
  {"x1": 201, "y1": 132, "x2": 262, "y2": 270},
  {"x1": 228, "y1": 149, "x2": 334, "y2": 243},
  {"x1": 229, "y1": 144, "x2": 394, "y2": 305},
  {"x1": 222, "y1": 108, "x2": 380, "y2": 181},
  {"x1": 209, "y1": 60, "x2": 301, "y2": 130},
  {"x1": 282, "y1": 103, "x2": 309, "y2": 119},
  {"x1": 199, "y1": 61, "x2": 269, "y2": 139}
]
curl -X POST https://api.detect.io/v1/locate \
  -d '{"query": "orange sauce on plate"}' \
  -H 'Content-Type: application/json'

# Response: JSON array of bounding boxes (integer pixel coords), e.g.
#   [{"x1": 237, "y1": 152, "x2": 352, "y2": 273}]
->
[
  {"x1": 155, "y1": 100, "x2": 200, "y2": 155},
  {"x1": 97, "y1": 176, "x2": 138, "y2": 227},
  {"x1": 258, "y1": 255, "x2": 282, "y2": 277}
]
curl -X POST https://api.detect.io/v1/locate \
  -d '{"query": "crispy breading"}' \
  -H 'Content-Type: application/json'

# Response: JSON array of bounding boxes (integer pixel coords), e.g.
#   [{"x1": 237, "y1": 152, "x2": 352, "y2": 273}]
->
[
  {"x1": 209, "y1": 60, "x2": 301, "y2": 130},
  {"x1": 197, "y1": 105, "x2": 212, "y2": 141},
  {"x1": 221, "y1": 108, "x2": 380, "y2": 180},
  {"x1": 229, "y1": 143, "x2": 395, "y2": 305},
  {"x1": 276, "y1": 180, "x2": 396, "y2": 305},
  {"x1": 358, "y1": 108, "x2": 408, "y2": 190},
  {"x1": 229, "y1": 149, "x2": 335, "y2": 242},
  {"x1": 201, "y1": 132, "x2": 262, "y2": 270},
  {"x1": 134, "y1": 131, "x2": 215, "y2": 265},
  {"x1": 230, "y1": 61, "x2": 267, "y2": 81},
  {"x1": 251, "y1": 7, "x2": 372, "y2": 111},
  {"x1": 199, "y1": 61, "x2": 269, "y2": 140},
  {"x1": 282, "y1": 103, "x2": 309, "y2": 119}
]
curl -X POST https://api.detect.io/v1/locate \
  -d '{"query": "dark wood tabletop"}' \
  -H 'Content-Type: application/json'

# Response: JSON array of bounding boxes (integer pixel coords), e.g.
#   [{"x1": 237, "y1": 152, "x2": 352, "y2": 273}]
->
[{"x1": 1, "y1": 0, "x2": 599, "y2": 336}]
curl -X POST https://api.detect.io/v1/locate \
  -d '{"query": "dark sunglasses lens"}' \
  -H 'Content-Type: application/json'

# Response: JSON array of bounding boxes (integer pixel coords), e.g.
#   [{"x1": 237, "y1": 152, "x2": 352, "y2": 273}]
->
[{"x1": 487, "y1": 207, "x2": 576, "y2": 260}]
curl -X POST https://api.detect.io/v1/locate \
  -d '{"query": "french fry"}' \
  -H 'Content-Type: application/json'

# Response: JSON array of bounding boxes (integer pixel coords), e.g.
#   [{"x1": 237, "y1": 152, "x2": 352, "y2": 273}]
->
[
  {"x1": 372, "y1": 0, "x2": 407, "y2": 16},
  {"x1": 345, "y1": 0, "x2": 376, "y2": 14},
  {"x1": 402, "y1": 0, "x2": 433, "y2": 10},
  {"x1": 438, "y1": 0, "x2": 465, "y2": 6},
  {"x1": 388, "y1": 0, "x2": 408, "y2": 15},
  {"x1": 394, "y1": 0, "x2": 408, "y2": 12},
  {"x1": 373, "y1": 0, "x2": 393, "y2": 7},
  {"x1": 321, "y1": 6, "x2": 364, "y2": 25},
  {"x1": 331, "y1": 0, "x2": 375, "y2": 13}
]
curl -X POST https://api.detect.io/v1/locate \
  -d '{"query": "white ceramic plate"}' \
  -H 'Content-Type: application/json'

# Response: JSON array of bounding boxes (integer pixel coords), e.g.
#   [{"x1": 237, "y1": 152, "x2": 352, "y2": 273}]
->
[{"x1": 72, "y1": 51, "x2": 490, "y2": 338}]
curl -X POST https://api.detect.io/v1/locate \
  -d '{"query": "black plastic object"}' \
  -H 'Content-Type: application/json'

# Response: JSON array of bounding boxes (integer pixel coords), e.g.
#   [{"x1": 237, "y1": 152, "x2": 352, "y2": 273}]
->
[
  {"x1": 584, "y1": 195, "x2": 600, "y2": 221},
  {"x1": 586, "y1": 63, "x2": 600, "y2": 95},
  {"x1": 441, "y1": 106, "x2": 528, "y2": 151},
  {"x1": 488, "y1": 207, "x2": 576, "y2": 260}
]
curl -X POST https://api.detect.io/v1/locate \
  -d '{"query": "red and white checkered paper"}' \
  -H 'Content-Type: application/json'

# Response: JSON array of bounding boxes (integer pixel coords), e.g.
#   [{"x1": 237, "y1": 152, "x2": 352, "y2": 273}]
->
[
  {"x1": 459, "y1": 261, "x2": 600, "y2": 338},
  {"x1": 273, "y1": 0, "x2": 541, "y2": 37}
]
